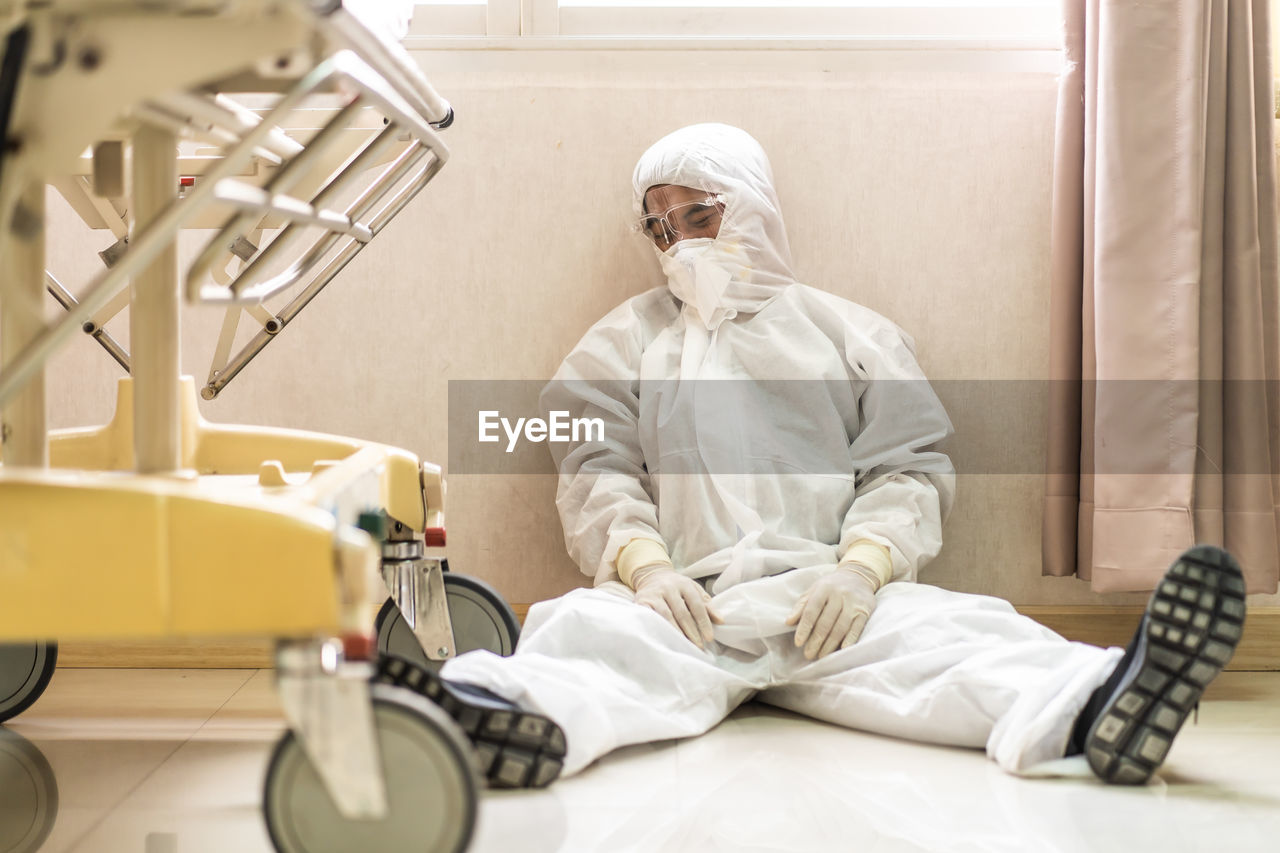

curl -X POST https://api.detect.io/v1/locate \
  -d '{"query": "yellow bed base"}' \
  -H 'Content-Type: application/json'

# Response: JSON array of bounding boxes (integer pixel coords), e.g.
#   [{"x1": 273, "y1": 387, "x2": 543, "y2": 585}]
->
[{"x1": 0, "y1": 376, "x2": 444, "y2": 641}]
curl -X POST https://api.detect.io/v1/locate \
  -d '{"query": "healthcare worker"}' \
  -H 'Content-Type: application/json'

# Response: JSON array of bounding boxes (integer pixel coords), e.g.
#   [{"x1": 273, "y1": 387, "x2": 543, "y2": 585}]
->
[{"x1": 378, "y1": 123, "x2": 1247, "y2": 791}]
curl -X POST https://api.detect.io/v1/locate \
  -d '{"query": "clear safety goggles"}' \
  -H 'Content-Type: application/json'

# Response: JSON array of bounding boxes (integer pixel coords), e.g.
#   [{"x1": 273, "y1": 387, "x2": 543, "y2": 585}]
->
[{"x1": 635, "y1": 194, "x2": 726, "y2": 248}]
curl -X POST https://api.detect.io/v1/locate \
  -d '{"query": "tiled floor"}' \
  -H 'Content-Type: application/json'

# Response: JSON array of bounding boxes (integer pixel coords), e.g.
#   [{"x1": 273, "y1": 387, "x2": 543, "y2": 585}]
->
[{"x1": 3, "y1": 668, "x2": 1279, "y2": 853}]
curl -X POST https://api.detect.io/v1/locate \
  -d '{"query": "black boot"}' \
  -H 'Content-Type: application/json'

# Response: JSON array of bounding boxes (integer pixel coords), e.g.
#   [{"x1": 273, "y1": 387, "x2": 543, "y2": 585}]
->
[
  {"x1": 1067, "y1": 545, "x2": 1246, "y2": 785},
  {"x1": 374, "y1": 654, "x2": 567, "y2": 789}
]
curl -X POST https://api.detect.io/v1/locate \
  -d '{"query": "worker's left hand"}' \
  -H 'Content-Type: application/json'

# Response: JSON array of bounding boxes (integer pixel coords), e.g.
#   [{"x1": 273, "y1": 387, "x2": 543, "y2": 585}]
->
[{"x1": 785, "y1": 566, "x2": 879, "y2": 660}]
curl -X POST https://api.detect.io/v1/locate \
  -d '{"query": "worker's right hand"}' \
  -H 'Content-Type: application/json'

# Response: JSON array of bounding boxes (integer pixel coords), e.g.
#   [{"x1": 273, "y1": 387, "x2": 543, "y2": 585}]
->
[{"x1": 631, "y1": 564, "x2": 724, "y2": 650}]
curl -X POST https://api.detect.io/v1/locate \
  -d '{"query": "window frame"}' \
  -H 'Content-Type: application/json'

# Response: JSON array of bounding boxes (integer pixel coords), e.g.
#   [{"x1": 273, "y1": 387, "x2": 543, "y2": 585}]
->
[{"x1": 408, "y1": 1, "x2": 1063, "y2": 42}]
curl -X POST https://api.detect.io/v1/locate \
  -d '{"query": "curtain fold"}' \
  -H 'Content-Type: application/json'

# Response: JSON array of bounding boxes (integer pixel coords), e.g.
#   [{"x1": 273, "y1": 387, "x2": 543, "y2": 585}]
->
[{"x1": 1045, "y1": 0, "x2": 1280, "y2": 594}]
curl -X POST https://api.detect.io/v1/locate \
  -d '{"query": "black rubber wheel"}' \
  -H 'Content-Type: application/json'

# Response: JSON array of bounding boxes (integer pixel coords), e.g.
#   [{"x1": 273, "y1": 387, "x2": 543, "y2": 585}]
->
[
  {"x1": 0, "y1": 642, "x2": 57, "y2": 724},
  {"x1": 1, "y1": 26, "x2": 32, "y2": 188},
  {"x1": 375, "y1": 573, "x2": 521, "y2": 670},
  {"x1": 0, "y1": 729, "x2": 58, "y2": 853},
  {"x1": 263, "y1": 683, "x2": 479, "y2": 853}
]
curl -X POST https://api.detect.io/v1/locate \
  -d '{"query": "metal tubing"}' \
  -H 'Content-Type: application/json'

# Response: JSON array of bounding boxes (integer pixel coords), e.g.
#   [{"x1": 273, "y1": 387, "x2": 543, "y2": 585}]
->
[
  {"x1": 157, "y1": 91, "x2": 304, "y2": 161},
  {"x1": 211, "y1": 179, "x2": 374, "y2": 240},
  {"x1": 213, "y1": 94, "x2": 305, "y2": 158},
  {"x1": 89, "y1": 279, "x2": 132, "y2": 330},
  {"x1": 212, "y1": 94, "x2": 306, "y2": 159},
  {"x1": 327, "y1": 52, "x2": 446, "y2": 156},
  {"x1": 92, "y1": 329, "x2": 131, "y2": 372},
  {"x1": 186, "y1": 51, "x2": 447, "y2": 304},
  {"x1": 207, "y1": 304, "x2": 242, "y2": 388},
  {"x1": 45, "y1": 272, "x2": 131, "y2": 371},
  {"x1": 207, "y1": 142, "x2": 430, "y2": 305},
  {"x1": 246, "y1": 304, "x2": 277, "y2": 328},
  {"x1": 0, "y1": 54, "x2": 351, "y2": 408},
  {"x1": 203, "y1": 155, "x2": 443, "y2": 397},
  {"x1": 129, "y1": 126, "x2": 181, "y2": 474},
  {"x1": 0, "y1": 180, "x2": 47, "y2": 466},
  {"x1": 186, "y1": 98, "x2": 364, "y2": 292},
  {"x1": 306, "y1": 123, "x2": 407, "y2": 210},
  {"x1": 268, "y1": 154, "x2": 445, "y2": 320},
  {"x1": 134, "y1": 101, "x2": 284, "y2": 166},
  {"x1": 230, "y1": 149, "x2": 439, "y2": 309},
  {"x1": 320, "y1": 8, "x2": 452, "y2": 125},
  {"x1": 196, "y1": 122, "x2": 405, "y2": 300}
]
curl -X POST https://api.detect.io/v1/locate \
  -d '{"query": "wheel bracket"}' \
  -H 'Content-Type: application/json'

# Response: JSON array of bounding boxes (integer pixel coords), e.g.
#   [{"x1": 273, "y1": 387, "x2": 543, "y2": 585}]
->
[
  {"x1": 381, "y1": 556, "x2": 455, "y2": 662},
  {"x1": 275, "y1": 638, "x2": 388, "y2": 820}
]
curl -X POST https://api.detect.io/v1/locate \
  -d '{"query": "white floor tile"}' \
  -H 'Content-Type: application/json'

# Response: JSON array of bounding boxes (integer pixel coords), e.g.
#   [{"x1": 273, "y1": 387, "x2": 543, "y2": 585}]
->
[
  {"x1": 193, "y1": 669, "x2": 285, "y2": 743},
  {"x1": 1, "y1": 669, "x2": 1277, "y2": 853}
]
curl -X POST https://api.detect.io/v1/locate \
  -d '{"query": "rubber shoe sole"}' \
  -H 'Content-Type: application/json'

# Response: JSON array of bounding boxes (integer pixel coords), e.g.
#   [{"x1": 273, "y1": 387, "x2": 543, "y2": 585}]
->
[
  {"x1": 1084, "y1": 545, "x2": 1246, "y2": 785},
  {"x1": 374, "y1": 654, "x2": 566, "y2": 789}
]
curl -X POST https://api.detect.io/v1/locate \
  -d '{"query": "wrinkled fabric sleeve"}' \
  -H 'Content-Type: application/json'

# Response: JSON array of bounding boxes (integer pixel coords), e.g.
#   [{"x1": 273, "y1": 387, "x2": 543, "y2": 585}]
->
[
  {"x1": 839, "y1": 320, "x2": 956, "y2": 583},
  {"x1": 538, "y1": 303, "x2": 665, "y2": 587}
]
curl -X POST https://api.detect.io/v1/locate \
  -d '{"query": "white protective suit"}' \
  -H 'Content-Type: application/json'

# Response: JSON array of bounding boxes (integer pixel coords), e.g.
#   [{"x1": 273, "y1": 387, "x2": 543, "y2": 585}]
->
[{"x1": 441, "y1": 123, "x2": 1121, "y2": 778}]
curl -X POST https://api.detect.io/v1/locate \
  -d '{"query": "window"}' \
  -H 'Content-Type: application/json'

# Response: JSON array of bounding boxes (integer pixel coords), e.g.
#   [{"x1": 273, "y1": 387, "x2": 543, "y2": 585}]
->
[
  {"x1": 410, "y1": 1, "x2": 1061, "y2": 41},
  {"x1": 410, "y1": 0, "x2": 489, "y2": 37}
]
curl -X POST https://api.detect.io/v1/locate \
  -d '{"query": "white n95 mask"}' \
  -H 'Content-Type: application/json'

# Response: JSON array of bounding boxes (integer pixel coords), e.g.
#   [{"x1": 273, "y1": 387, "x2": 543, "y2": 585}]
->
[{"x1": 658, "y1": 238, "x2": 739, "y2": 330}]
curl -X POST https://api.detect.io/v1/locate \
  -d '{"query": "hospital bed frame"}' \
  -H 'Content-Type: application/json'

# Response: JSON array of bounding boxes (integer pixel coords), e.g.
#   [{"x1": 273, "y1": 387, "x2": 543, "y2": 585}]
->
[{"x1": 0, "y1": 3, "x2": 494, "y2": 851}]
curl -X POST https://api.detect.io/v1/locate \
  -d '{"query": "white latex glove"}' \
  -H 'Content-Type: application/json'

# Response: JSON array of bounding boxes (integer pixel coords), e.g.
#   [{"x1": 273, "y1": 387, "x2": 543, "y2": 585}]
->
[
  {"x1": 785, "y1": 565, "x2": 880, "y2": 660},
  {"x1": 632, "y1": 565, "x2": 724, "y2": 650}
]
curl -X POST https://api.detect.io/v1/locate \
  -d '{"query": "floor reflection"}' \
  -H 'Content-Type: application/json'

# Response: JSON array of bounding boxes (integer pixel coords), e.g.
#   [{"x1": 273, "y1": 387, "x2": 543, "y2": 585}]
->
[
  {"x1": 542, "y1": 703, "x2": 1280, "y2": 853},
  {"x1": 2, "y1": 669, "x2": 1278, "y2": 853},
  {"x1": 0, "y1": 728, "x2": 59, "y2": 853}
]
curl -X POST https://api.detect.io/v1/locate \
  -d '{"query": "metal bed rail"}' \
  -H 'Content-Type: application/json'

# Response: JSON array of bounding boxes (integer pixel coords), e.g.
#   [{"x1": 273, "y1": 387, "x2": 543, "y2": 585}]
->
[{"x1": 0, "y1": 40, "x2": 451, "y2": 407}]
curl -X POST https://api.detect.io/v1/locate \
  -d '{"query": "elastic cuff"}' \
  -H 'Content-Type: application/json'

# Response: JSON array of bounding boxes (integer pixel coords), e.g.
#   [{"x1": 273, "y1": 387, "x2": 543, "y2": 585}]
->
[
  {"x1": 838, "y1": 539, "x2": 893, "y2": 589},
  {"x1": 617, "y1": 538, "x2": 672, "y2": 588}
]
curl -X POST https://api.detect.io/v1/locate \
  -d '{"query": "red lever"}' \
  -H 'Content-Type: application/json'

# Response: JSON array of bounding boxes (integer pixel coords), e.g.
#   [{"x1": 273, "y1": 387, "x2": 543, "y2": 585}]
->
[{"x1": 342, "y1": 631, "x2": 375, "y2": 662}]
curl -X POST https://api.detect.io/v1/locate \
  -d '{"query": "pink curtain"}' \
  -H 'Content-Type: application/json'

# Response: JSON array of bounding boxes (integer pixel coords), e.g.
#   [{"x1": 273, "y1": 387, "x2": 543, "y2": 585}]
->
[{"x1": 1045, "y1": 0, "x2": 1280, "y2": 594}]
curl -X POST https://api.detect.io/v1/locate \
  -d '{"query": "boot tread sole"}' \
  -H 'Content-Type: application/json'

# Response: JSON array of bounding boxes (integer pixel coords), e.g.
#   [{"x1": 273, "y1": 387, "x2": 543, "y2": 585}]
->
[
  {"x1": 374, "y1": 654, "x2": 566, "y2": 789},
  {"x1": 1084, "y1": 546, "x2": 1246, "y2": 785}
]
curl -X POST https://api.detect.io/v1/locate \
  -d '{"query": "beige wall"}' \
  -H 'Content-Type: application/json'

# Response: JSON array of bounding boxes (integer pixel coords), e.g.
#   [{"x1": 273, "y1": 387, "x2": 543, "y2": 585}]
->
[{"x1": 39, "y1": 67, "x2": 1280, "y2": 609}]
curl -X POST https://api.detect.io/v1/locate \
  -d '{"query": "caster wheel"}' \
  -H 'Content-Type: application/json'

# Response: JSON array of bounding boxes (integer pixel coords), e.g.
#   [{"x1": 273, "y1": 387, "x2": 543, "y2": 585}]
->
[
  {"x1": 0, "y1": 642, "x2": 57, "y2": 724},
  {"x1": 0, "y1": 730, "x2": 58, "y2": 853},
  {"x1": 263, "y1": 683, "x2": 479, "y2": 853},
  {"x1": 376, "y1": 573, "x2": 521, "y2": 670}
]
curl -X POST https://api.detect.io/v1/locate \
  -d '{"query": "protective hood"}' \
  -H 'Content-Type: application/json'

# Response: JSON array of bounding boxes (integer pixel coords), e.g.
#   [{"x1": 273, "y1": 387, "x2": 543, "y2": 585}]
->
[{"x1": 632, "y1": 124, "x2": 797, "y2": 325}]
